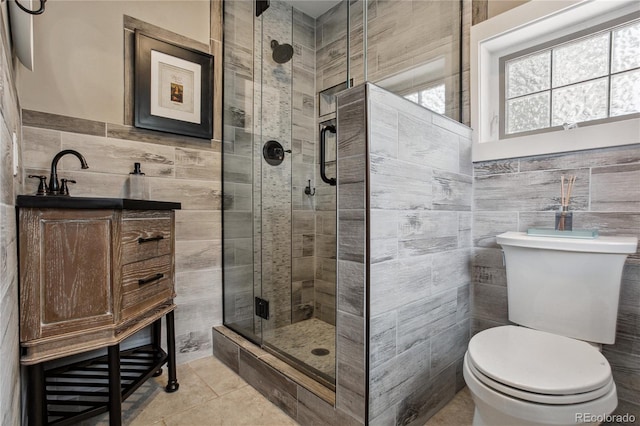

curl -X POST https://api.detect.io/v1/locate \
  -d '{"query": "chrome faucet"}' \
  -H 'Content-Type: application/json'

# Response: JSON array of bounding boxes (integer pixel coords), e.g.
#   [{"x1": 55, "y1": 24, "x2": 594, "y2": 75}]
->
[{"x1": 48, "y1": 150, "x2": 89, "y2": 195}]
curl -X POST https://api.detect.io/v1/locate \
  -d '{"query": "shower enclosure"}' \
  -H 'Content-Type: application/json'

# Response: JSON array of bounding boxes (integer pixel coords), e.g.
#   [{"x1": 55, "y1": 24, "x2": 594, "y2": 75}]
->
[{"x1": 222, "y1": 0, "x2": 463, "y2": 390}]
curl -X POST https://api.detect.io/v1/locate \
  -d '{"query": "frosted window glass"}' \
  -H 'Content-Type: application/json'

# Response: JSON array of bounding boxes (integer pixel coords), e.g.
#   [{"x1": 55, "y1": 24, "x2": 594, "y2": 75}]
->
[
  {"x1": 405, "y1": 93, "x2": 419, "y2": 103},
  {"x1": 610, "y1": 69, "x2": 640, "y2": 117},
  {"x1": 553, "y1": 33, "x2": 609, "y2": 88},
  {"x1": 506, "y1": 92, "x2": 550, "y2": 134},
  {"x1": 612, "y1": 21, "x2": 640, "y2": 73},
  {"x1": 418, "y1": 85, "x2": 446, "y2": 114},
  {"x1": 506, "y1": 51, "x2": 551, "y2": 98},
  {"x1": 552, "y1": 78, "x2": 608, "y2": 126},
  {"x1": 405, "y1": 84, "x2": 446, "y2": 114}
]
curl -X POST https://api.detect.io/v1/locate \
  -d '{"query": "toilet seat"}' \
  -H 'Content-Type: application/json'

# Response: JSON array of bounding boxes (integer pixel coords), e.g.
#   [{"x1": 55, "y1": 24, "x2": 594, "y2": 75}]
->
[{"x1": 467, "y1": 326, "x2": 613, "y2": 404}]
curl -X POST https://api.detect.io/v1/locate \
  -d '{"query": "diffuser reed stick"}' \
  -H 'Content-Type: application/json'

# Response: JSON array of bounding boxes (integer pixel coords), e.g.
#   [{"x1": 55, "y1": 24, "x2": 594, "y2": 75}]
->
[{"x1": 557, "y1": 175, "x2": 576, "y2": 231}]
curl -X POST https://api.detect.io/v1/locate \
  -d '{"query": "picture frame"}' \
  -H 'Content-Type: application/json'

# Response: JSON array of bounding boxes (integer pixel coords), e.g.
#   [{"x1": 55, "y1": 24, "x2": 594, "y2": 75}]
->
[{"x1": 135, "y1": 31, "x2": 213, "y2": 139}]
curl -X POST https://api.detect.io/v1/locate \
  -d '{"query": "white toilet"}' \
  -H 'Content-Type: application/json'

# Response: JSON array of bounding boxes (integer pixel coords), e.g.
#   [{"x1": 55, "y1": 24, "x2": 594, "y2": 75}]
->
[{"x1": 463, "y1": 231, "x2": 638, "y2": 426}]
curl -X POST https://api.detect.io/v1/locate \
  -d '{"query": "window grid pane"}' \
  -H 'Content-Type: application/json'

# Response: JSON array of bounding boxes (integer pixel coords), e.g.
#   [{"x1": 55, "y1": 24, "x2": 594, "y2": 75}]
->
[
  {"x1": 610, "y1": 69, "x2": 640, "y2": 117},
  {"x1": 552, "y1": 78, "x2": 609, "y2": 126},
  {"x1": 612, "y1": 21, "x2": 640, "y2": 73},
  {"x1": 503, "y1": 17, "x2": 639, "y2": 136},
  {"x1": 506, "y1": 51, "x2": 551, "y2": 99},
  {"x1": 506, "y1": 92, "x2": 550, "y2": 134},
  {"x1": 552, "y1": 33, "x2": 610, "y2": 88}
]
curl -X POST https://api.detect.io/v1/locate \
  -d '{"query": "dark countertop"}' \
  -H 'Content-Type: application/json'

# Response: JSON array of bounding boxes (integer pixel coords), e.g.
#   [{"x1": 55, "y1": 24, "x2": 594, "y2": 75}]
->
[{"x1": 16, "y1": 195, "x2": 181, "y2": 210}]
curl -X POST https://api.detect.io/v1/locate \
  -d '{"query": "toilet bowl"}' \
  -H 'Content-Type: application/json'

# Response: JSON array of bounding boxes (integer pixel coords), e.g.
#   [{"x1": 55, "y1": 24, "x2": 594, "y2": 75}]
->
[
  {"x1": 463, "y1": 232, "x2": 636, "y2": 425},
  {"x1": 463, "y1": 326, "x2": 617, "y2": 426}
]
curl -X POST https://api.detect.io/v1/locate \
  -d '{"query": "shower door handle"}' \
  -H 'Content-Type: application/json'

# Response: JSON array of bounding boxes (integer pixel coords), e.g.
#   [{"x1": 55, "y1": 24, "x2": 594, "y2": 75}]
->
[{"x1": 320, "y1": 125, "x2": 337, "y2": 186}]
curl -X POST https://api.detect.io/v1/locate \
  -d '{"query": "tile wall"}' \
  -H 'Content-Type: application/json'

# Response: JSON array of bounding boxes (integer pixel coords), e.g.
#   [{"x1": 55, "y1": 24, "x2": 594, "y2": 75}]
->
[
  {"x1": 334, "y1": 82, "x2": 473, "y2": 425},
  {"x1": 0, "y1": 6, "x2": 23, "y2": 426},
  {"x1": 19, "y1": 12, "x2": 223, "y2": 365},
  {"x1": 471, "y1": 144, "x2": 640, "y2": 418}
]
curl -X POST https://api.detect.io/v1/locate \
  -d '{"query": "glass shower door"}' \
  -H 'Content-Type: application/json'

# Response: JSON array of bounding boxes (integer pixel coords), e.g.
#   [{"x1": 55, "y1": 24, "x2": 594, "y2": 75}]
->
[{"x1": 223, "y1": 0, "x2": 351, "y2": 389}]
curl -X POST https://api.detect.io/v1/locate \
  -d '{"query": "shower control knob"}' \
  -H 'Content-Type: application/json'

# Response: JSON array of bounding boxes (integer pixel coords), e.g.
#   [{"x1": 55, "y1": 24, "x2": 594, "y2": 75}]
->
[{"x1": 263, "y1": 140, "x2": 289, "y2": 166}]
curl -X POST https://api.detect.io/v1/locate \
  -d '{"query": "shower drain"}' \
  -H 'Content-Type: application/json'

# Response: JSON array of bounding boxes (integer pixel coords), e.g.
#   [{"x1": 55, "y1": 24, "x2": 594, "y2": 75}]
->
[{"x1": 311, "y1": 348, "x2": 330, "y2": 356}]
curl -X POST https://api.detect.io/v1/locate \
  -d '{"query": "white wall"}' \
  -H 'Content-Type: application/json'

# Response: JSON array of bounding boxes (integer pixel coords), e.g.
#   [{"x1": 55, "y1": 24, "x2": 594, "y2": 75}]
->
[
  {"x1": 17, "y1": 0, "x2": 210, "y2": 124},
  {"x1": 488, "y1": 0, "x2": 529, "y2": 18}
]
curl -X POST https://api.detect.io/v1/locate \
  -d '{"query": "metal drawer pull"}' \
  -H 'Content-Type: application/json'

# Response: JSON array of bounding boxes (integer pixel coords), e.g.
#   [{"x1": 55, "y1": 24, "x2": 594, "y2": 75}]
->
[
  {"x1": 138, "y1": 273, "x2": 164, "y2": 285},
  {"x1": 138, "y1": 235, "x2": 164, "y2": 244}
]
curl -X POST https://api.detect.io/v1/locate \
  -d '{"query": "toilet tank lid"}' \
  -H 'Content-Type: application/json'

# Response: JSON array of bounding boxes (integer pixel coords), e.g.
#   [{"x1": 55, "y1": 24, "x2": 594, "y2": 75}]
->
[{"x1": 497, "y1": 231, "x2": 638, "y2": 253}]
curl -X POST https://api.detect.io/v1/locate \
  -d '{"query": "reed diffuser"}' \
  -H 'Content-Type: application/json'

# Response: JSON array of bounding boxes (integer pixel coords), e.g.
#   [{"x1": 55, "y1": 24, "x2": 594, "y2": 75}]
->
[{"x1": 556, "y1": 175, "x2": 576, "y2": 231}]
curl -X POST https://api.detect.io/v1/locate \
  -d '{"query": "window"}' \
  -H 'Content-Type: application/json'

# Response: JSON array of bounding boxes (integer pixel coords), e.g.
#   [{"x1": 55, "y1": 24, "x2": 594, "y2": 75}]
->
[
  {"x1": 471, "y1": 0, "x2": 640, "y2": 161},
  {"x1": 501, "y1": 19, "x2": 640, "y2": 138},
  {"x1": 405, "y1": 84, "x2": 446, "y2": 114}
]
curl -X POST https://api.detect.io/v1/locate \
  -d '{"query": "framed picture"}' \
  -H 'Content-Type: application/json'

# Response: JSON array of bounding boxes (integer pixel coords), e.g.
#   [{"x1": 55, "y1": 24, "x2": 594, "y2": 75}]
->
[{"x1": 135, "y1": 31, "x2": 213, "y2": 139}]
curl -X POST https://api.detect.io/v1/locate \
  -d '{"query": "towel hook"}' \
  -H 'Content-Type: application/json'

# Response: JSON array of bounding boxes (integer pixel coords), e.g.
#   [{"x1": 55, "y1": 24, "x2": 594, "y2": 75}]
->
[{"x1": 304, "y1": 180, "x2": 315, "y2": 196}]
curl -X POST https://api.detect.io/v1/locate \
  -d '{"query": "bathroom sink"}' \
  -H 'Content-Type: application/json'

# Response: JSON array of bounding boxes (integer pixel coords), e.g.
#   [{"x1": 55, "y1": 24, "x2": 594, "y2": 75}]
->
[{"x1": 16, "y1": 195, "x2": 181, "y2": 210}]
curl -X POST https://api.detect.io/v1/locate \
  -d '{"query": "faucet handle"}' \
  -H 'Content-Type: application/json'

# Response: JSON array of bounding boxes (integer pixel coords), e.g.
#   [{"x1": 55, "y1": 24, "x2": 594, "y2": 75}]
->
[
  {"x1": 28, "y1": 175, "x2": 48, "y2": 196},
  {"x1": 60, "y1": 178, "x2": 76, "y2": 196}
]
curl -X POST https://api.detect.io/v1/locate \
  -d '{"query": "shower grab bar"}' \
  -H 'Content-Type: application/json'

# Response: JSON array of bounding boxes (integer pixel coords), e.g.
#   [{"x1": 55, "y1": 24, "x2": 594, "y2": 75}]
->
[{"x1": 320, "y1": 125, "x2": 336, "y2": 186}]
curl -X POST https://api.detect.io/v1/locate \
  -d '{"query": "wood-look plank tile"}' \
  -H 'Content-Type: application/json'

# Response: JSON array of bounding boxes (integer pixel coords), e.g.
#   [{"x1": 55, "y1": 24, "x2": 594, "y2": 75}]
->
[
  {"x1": 107, "y1": 123, "x2": 216, "y2": 151},
  {"x1": 147, "y1": 177, "x2": 221, "y2": 210},
  {"x1": 432, "y1": 170, "x2": 472, "y2": 211},
  {"x1": 175, "y1": 147, "x2": 220, "y2": 180},
  {"x1": 175, "y1": 239, "x2": 221, "y2": 272},
  {"x1": 473, "y1": 159, "x2": 518, "y2": 176},
  {"x1": 22, "y1": 110, "x2": 105, "y2": 137},
  {"x1": 60, "y1": 132, "x2": 175, "y2": 177},
  {"x1": 21, "y1": 126, "x2": 62, "y2": 170},
  {"x1": 337, "y1": 260, "x2": 365, "y2": 317},
  {"x1": 175, "y1": 210, "x2": 221, "y2": 241},
  {"x1": 472, "y1": 211, "x2": 518, "y2": 248},
  {"x1": 396, "y1": 289, "x2": 457, "y2": 354},
  {"x1": 212, "y1": 327, "x2": 240, "y2": 372},
  {"x1": 238, "y1": 350, "x2": 298, "y2": 419},
  {"x1": 519, "y1": 144, "x2": 640, "y2": 172},
  {"x1": 474, "y1": 168, "x2": 589, "y2": 212},
  {"x1": 472, "y1": 283, "x2": 509, "y2": 323},
  {"x1": 591, "y1": 164, "x2": 640, "y2": 212},
  {"x1": 370, "y1": 155, "x2": 432, "y2": 210},
  {"x1": 369, "y1": 255, "x2": 432, "y2": 315}
]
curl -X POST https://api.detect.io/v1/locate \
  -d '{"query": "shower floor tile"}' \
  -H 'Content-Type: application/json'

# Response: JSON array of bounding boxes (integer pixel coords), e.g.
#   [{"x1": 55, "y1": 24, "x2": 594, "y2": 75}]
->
[{"x1": 263, "y1": 318, "x2": 335, "y2": 380}]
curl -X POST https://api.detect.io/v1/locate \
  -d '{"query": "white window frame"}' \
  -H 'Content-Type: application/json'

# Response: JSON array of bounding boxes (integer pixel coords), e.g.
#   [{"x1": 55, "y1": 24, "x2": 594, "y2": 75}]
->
[{"x1": 471, "y1": 0, "x2": 640, "y2": 162}]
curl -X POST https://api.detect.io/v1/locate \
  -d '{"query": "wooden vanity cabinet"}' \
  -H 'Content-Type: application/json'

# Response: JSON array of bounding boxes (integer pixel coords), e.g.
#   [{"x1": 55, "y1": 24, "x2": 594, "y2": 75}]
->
[
  {"x1": 17, "y1": 199, "x2": 179, "y2": 365},
  {"x1": 17, "y1": 197, "x2": 181, "y2": 425}
]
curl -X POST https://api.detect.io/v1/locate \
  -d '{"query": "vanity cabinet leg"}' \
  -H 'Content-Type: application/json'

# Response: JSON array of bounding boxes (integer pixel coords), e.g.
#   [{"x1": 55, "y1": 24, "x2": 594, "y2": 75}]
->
[
  {"x1": 28, "y1": 363, "x2": 46, "y2": 426},
  {"x1": 165, "y1": 310, "x2": 179, "y2": 393},
  {"x1": 152, "y1": 318, "x2": 163, "y2": 377},
  {"x1": 108, "y1": 344, "x2": 122, "y2": 426}
]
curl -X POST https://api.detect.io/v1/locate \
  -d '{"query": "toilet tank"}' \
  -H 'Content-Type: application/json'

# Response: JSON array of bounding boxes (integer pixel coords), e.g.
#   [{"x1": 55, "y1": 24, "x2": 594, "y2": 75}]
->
[{"x1": 496, "y1": 231, "x2": 638, "y2": 344}]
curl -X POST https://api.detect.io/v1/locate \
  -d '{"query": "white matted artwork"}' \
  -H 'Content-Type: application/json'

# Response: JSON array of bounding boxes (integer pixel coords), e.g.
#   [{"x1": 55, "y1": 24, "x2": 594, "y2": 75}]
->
[
  {"x1": 150, "y1": 50, "x2": 201, "y2": 124},
  {"x1": 135, "y1": 31, "x2": 213, "y2": 140}
]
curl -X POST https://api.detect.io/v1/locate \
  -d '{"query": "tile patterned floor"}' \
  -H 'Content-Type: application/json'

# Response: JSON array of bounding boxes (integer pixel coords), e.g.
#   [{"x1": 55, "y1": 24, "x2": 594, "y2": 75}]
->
[
  {"x1": 79, "y1": 356, "x2": 297, "y2": 426},
  {"x1": 80, "y1": 355, "x2": 473, "y2": 425},
  {"x1": 263, "y1": 318, "x2": 335, "y2": 380}
]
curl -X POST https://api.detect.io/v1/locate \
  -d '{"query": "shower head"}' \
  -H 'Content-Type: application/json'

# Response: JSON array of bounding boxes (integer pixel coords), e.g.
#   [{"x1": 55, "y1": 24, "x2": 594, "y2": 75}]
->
[{"x1": 271, "y1": 40, "x2": 294, "y2": 64}]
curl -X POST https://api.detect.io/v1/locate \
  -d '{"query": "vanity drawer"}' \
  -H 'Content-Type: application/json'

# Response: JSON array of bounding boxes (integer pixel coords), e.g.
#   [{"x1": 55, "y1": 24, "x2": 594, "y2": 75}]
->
[
  {"x1": 121, "y1": 217, "x2": 172, "y2": 264},
  {"x1": 121, "y1": 255, "x2": 174, "y2": 318}
]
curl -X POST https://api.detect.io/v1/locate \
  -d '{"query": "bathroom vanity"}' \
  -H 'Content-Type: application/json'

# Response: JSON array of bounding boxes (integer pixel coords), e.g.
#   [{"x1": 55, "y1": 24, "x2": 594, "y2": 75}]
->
[{"x1": 16, "y1": 195, "x2": 181, "y2": 426}]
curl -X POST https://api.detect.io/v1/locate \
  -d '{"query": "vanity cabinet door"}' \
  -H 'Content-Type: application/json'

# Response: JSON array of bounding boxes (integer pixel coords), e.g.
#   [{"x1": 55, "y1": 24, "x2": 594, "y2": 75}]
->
[{"x1": 19, "y1": 209, "x2": 121, "y2": 343}]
